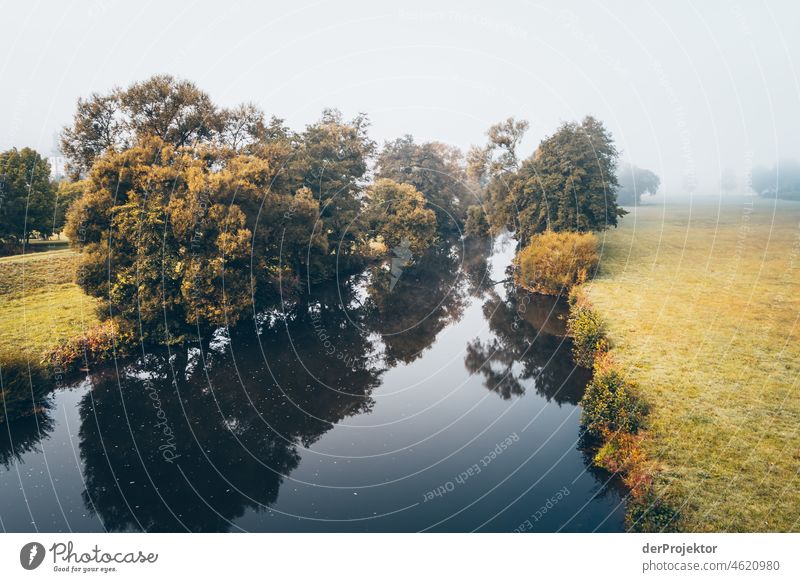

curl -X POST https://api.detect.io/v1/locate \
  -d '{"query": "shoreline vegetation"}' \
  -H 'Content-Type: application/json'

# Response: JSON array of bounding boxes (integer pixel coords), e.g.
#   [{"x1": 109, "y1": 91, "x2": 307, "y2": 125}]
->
[{"x1": 567, "y1": 287, "x2": 680, "y2": 532}]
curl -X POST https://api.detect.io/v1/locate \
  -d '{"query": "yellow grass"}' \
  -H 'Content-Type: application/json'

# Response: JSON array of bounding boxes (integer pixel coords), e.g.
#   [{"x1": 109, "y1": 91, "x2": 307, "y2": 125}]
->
[
  {"x1": 588, "y1": 196, "x2": 800, "y2": 531},
  {"x1": 0, "y1": 249, "x2": 100, "y2": 363}
]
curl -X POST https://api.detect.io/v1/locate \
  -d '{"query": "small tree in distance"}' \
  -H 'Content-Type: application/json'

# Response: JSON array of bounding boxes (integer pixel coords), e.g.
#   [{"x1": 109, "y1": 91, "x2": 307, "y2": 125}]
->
[
  {"x1": 617, "y1": 164, "x2": 660, "y2": 206},
  {"x1": 0, "y1": 147, "x2": 57, "y2": 247}
]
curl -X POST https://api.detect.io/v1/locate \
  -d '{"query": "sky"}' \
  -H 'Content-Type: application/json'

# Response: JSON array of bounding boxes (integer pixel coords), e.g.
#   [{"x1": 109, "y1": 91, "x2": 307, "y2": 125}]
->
[{"x1": 1, "y1": 0, "x2": 799, "y2": 195}]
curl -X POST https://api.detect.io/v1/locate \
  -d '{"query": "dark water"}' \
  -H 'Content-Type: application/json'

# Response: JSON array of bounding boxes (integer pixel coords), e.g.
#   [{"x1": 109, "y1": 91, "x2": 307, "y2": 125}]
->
[{"x1": 0, "y1": 236, "x2": 626, "y2": 532}]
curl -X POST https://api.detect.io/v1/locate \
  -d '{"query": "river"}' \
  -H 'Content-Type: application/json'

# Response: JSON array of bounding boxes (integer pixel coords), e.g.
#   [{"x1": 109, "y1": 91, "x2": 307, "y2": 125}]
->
[{"x1": 0, "y1": 235, "x2": 625, "y2": 532}]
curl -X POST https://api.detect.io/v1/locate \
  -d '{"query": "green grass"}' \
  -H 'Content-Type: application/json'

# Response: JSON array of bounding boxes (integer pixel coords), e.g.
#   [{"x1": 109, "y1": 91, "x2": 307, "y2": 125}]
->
[
  {"x1": 588, "y1": 195, "x2": 800, "y2": 532},
  {"x1": 0, "y1": 249, "x2": 100, "y2": 363}
]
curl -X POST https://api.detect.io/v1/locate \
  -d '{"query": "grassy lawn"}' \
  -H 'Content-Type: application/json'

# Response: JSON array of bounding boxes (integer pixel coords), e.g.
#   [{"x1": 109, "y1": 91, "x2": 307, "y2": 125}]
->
[
  {"x1": 588, "y1": 195, "x2": 800, "y2": 532},
  {"x1": 0, "y1": 249, "x2": 100, "y2": 364}
]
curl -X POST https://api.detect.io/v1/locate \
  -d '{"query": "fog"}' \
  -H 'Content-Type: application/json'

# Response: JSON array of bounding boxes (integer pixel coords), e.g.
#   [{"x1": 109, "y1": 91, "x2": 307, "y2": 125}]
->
[{"x1": 2, "y1": 0, "x2": 799, "y2": 195}]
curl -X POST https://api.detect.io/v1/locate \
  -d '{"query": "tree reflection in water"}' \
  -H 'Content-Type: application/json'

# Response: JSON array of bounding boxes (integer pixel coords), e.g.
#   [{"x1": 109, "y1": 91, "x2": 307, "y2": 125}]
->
[
  {"x1": 365, "y1": 251, "x2": 457, "y2": 365},
  {"x1": 78, "y1": 280, "x2": 385, "y2": 532},
  {"x1": 37, "y1": 235, "x2": 596, "y2": 531},
  {"x1": 0, "y1": 360, "x2": 56, "y2": 469},
  {"x1": 464, "y1": 281, "x2": 590, "y2": 404}
]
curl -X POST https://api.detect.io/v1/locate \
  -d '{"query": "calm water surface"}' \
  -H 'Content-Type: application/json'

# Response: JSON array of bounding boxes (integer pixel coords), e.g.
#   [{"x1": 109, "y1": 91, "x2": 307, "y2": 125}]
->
[{"x1": 0, "y1": 236, "x2": 626, "y2": 532}]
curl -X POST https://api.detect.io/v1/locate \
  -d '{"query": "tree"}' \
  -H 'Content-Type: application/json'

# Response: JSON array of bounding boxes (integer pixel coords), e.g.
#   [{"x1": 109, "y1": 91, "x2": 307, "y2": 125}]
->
[
  {"x1": 464, "y1": 205, "x2": 490, "y2": 238},
  {"x1": 53, "y1": 180, "x2": 85, "y2": 236},
  {"x1": 216, "y1": 103, "x2": 271, "y2": 151},
  {"x1": 60, "y1": 75, "x2": 258, "y2": 178},
  {"x1": 616, "y1": 164, "x2": 660, "y2": 205},
  {"x1": 65, "y1": 136, "x2": 323, "y2": 341},
  {"x1": 375, "y1": 136, "x2": 472, "y2": 231},
  {"x1": 515, "y1": 231, "x2": 599, "y2": 295},
  {"x1": 287, "y1": 109, "x2": 376, "y2": 278},
  {"x1": 362, "y1": 179, "x2": 437, "y2": 256},
  {"x1": 0, "y1": 147, "x2": 56, "y2": 245},
  {"x1": 467, "y1": 117, "x2": 529, "y2": 232},
  {"x1": 467, "y1": 117, "x2": 529, "y2": 185},
  {"x1": 510, "y1": 116, "x2": 624, "y2": 241}
]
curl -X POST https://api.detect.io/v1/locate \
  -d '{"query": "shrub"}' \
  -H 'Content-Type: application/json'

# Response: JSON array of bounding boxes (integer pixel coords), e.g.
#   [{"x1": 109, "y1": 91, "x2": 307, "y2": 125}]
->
[
  {"x1": 515, "y1": 230, "x2": 599, "y2": 295},
  {"x1": 45, "y1": 319, "x2": 134, "y2": 373},
  {"x1": 626, "y1": 489, "x2": 681, "y2": 532},
  {"x1": 581, "y1": 351, "x2": 645, "y2": 438},
  {"x1": 567, "y1": 289, "x2": 606, "y2": 367}
]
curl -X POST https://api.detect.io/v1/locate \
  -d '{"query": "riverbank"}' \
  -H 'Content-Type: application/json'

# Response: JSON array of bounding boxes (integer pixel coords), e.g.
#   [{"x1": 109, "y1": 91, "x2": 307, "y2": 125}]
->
[
  {"x1": 0, "y1": 248, "x2": 100, "y2": 373},
  {"x1": 584, "y1": 196, "x2": 800, "y2": 531}
]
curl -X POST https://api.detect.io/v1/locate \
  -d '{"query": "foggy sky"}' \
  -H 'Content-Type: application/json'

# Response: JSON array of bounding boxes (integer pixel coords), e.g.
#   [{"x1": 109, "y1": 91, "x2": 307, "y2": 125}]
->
[{"x1": 2, "y1": 0, "x2": 798, "y2": 195}]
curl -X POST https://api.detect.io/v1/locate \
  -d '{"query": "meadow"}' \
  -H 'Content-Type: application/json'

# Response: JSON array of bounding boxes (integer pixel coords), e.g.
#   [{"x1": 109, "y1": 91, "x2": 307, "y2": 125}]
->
[
  {"x1": 588, "y1": 196, "x2": 800, "y2": 531},
  {"x1": 0, "y1": 247, "x2": 99, "y2": 366}
]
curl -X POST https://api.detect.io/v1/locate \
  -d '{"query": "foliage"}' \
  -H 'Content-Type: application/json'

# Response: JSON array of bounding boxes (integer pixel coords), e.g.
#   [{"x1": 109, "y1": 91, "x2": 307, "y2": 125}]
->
[
  {"x1": 287, "y1": 109, "x2": 376, "y2": 278},
  {"x1": 60, "y1": 75, "x2": 299, "y2": 179},
  {"x1": 567, "y1": 287, "x2": 607, "y2": 366},
  {"x1": 62, "y1": 75, "x2": 219, "y2": 177},
  {"x1": 516, "y1": 230, "x2": 599, "y2": 296},
  {"x1": 466, "y1": 117, "x2": 529, "y2": 185},
  {"x1": 510, "y1": 116, "x2": 625, "y2": 242},
  {"x1": 376, "y1": 135, "x2": 472, "y2": 230},
  {"x1": 467, "y1": 117, "x2": 529, "y2": 232},
  {"x1": 0, "y1": 147, "x2": 57, "y2": 244},
  {"x1": 54, "y1": 180, "x2": 85, "y2": 234},
  {"x1": 616, "y1": 164, "x2": 660, "y2": 205},
  {"x1": 65, "y1": 136, "x2": 324, "y2": 340},
  {"x1": 363, "y1": 179, "x2": 437, "y2": 256},
  {"x1": 45, "y1": 319, "x2": 133, "y2": 373},
  {"x1": 626, "y1": 489, "x2": 681, "y2": 532},
  {"x1": 464, "y1": 205, "x2": 490, "y2": 238},
  {"x1": 581, "y1": 350, "x2": 645, "y2": 438}
]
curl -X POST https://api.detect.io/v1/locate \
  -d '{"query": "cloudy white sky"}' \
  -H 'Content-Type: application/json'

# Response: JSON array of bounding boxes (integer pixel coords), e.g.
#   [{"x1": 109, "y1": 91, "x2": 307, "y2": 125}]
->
[{"x1": 2, "y1": 0, "x2": 798, "y2": 194}]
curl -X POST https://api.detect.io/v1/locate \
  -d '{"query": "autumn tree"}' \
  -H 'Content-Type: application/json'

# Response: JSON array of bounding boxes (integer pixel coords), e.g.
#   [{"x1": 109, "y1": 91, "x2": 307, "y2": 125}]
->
[
  {"x1": 375, "y1": 136, "x2": 472, "y2": 231},
  {"x1": 65, "y1": 137, "x2": 323, "y2": 340},
  {"x1": 53, "y1": 180, "x2": 85, "y2": 236},
  {"x1": 464, "y1": 205, "x2": 490, "y2": 238},
  {"x1": 362, "y1": 179, "x2": 437, "y2": 256},
  {"x1": 287, "y1": 109, "x2": 376, "y2": 278},
  {"x1": 467, "y1": 117, "x2": 530, "y2": 185},
  {"x1": 60, "y1": 75, "x2": 280, "y2": 178}
]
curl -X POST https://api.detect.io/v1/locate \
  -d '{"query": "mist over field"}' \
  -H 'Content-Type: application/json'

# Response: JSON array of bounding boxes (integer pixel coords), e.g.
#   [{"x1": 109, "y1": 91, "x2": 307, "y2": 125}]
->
[{"x1": 2, "y1": 0, "x2": 799, "y2": 197}]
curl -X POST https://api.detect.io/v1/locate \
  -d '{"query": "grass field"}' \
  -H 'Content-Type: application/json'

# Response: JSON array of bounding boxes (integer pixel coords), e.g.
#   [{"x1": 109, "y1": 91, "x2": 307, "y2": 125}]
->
[
  {"x1": 588, "y1": 195, "x2": 800, "y2": 532},
  {"x1": 0, "y1": 248, "x2": 100, "y2": 364}
]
